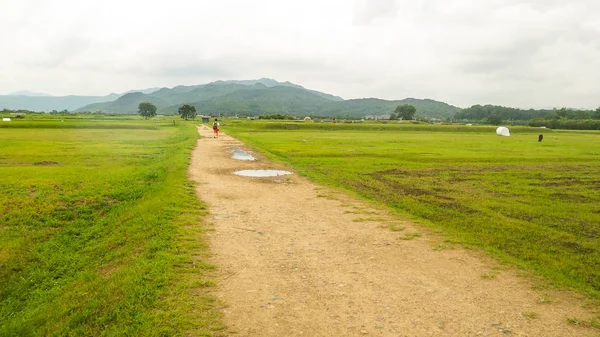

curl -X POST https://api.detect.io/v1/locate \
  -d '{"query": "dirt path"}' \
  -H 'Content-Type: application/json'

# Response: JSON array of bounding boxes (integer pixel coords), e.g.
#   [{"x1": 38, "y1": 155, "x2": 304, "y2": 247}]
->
[{"x1": 189, "y1": 126, "x2": 595, "y2": 336}]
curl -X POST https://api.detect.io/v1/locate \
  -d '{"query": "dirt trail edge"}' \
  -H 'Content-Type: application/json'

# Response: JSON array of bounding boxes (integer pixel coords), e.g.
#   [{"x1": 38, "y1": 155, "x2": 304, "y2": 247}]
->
[{"x1": 189, "y1": 126, "x2": 595, "y2": 336}]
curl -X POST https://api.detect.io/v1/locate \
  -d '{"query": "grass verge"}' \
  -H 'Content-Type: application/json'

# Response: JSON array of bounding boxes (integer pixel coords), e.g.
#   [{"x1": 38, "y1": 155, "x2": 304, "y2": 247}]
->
[{"x1": 0, "y1": 119, "x2": 223, "y2": 335}]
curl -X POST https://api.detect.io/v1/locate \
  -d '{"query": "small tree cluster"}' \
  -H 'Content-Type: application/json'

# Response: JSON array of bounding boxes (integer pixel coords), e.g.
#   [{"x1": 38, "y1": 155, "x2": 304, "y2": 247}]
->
[
  {"x1": 178, "y1": 104, "x2": 197, "y2": 120},
  {"x1": 258, "y1": 114, "x2": 295, "y2": 120},
  {"x1": 138, "y1": 102, "x2": 157, "y2": 119},
  {"x1": 390, "y1": 104, "x2": 416, "y2": 120}
]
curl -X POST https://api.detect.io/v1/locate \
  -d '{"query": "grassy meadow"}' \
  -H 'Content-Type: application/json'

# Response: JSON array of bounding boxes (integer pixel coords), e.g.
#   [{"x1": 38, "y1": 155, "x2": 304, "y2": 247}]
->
[
  {"x1": 0, "y1": 118, "x2": 222, "y2": 336},
  {"x1": 225, "y1": 120, "x2": 600, "y2": 299}
]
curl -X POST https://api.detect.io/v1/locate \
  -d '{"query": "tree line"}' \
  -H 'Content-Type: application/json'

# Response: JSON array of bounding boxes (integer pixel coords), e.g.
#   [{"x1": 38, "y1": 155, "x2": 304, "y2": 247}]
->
[
  {"x1": 138, "y1": 102, "x2": 197, "y2": 120},
  {"x1": 454, "y1": 104, "x2": 600, "y2": 128},
  {"x1": 136, "y1": 101, "x2": 600, "y2": 130}
]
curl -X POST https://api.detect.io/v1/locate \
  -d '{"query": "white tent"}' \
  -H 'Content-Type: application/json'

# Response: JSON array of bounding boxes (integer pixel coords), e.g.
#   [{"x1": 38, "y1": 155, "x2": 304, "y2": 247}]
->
[
  {"x1": 2, "y1": 118, "x2": 11, "y2": 122},
  {"x1": 496, "y1": 126, "x2": 510, "y2": 137}
]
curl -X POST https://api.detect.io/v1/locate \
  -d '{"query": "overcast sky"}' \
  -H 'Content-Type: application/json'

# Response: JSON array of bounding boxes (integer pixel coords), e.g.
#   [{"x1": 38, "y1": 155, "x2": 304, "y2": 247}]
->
[{"x1": 1, "y1": 0, "x2": 599, "y2": 108}]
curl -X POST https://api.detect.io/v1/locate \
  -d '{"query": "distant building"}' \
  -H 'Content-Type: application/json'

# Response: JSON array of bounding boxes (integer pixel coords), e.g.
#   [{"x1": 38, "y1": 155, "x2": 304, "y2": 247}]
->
[{"x1": 365, "y1": 114, "x2": 390, "y2": 120}]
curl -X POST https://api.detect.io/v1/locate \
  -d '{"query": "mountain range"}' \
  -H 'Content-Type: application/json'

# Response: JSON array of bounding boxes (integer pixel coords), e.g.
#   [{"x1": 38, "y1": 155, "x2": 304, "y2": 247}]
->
[
  {"x1": 2, "y1": 79, "x2": 460, "y2": 119},
  {"x1": 0, "y1": 88, "x2": 160, "y2": 112}
]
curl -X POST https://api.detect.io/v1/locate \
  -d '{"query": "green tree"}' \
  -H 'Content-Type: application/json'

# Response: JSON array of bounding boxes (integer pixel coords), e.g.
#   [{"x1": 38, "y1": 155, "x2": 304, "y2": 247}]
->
[
  {"x1": 486, "y1": 114, "x2": 503, "y2": 125},
  {"x1": 593, "y1": 107, "x2": 600, "y2": 120},
  {"x1": 556, "y1": 108, "x2": 569, "y2": 119},
  {"x1": 178, "y1": 104, "x2": 197, "y2": 120},
  {"x1": 138, "y1": 102, "x2": 157, "y2": 120},
  {"x1": 389, "y1": 113, "x2": 398, "y2": 120},
  {"x1": 394, "y1": 104, "x2": 416, "y2": 120}
]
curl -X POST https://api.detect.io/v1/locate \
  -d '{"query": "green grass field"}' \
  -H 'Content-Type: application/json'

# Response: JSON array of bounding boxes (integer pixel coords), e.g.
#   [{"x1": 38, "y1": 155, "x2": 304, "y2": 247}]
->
[
  {"x1": 2, "y1": 116, "x2": 598, "y2": 334},
  {"x1": 0, "y1": 118, "x2": 223, "y2": 336},
  {"x1": 225, "y1": 120, "x2": 600, "y2": 299}
]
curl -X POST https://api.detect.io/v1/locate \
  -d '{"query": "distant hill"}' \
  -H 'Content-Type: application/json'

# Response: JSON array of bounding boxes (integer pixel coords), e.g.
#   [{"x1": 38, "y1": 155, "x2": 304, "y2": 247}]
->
[
  {"x1": 80, "y1": 92, "x2": 170, "y2": 114},
  {"x1": 0, "y1": 93, "x2": 121, "y2": 112},
  {"x1": 76, "y1": 78, "x2": 457, "y2": 119},
  {"x1": 160, "y1": 84, "x2": 336, "y2": 116},
  {"x1": 122, "y1": 87, "x2": 161, "y2": 95},
  {"x1": 0, "y1": 88, "x2": 160, "y2": 112},
  {"x1": 319, "y1": 98, "x2": 459, "y2": 119},
  {"x1": 4, "y1": 78, "x2": 460, "y2": 118},
  {"x1": 8, "y1": 90, "x2": 52, "y2": 97},
  {"x1": 79, "y1": 81, "x2": 336, "y2": 115}
]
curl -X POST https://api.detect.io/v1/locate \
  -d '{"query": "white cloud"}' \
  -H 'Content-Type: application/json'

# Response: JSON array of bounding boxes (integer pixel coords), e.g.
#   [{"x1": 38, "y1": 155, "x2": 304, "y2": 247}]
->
[
  {"x1": 0, "y1": 0, "x2": 599, "y2": 108},
  {"x1": 353, "y1": 0, "x2": 399, "y2": 24}
]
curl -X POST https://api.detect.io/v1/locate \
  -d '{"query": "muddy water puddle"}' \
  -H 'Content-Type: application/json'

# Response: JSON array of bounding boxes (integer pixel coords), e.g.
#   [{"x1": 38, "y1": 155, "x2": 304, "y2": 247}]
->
[
  {"x1": 234, "y1": 170, "x2": 292, "y2": 177},
  {"x1": 232, "y1": 148, "x2": 256, "y2": 161}
]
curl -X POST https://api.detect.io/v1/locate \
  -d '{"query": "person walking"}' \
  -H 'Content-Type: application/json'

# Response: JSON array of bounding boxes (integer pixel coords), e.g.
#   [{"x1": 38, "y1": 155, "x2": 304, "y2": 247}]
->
[{"x1": 212, "y1": 119, "x2": 220, "y2": 138}]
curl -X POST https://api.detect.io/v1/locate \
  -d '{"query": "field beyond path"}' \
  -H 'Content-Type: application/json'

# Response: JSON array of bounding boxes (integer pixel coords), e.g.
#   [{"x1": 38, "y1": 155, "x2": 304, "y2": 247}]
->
[{"x1": 189, "y1": 126, "x2": 594, "y2": 336}]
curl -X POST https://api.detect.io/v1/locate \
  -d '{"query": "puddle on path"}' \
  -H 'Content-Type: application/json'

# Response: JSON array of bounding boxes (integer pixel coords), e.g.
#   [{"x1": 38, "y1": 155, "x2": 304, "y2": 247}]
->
[
  {"x1": 232, "y1": 149, "x2": 256, "y2": 161},
  {"x1": 234, "y1": 170, "x2": 293, "y2": 177}
]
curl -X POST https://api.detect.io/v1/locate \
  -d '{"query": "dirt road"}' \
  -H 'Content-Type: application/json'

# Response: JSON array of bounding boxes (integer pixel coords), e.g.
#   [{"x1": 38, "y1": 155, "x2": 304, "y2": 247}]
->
[{"x1": 188, "y1": 126, "x2": 595, "y2": 336}]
